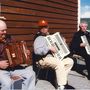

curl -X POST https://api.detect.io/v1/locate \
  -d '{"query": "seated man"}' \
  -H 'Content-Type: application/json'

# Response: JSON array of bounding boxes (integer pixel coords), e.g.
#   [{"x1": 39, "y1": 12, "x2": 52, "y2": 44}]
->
[
  {"x1": 70, "y1": 21, "x2": 90, "y2": 80},
  {"x1": 0, "y1": 20, "x2": 35, "y2": 90},
  {"x1": 33, "y1": 20, "x2": 74, "y2": 90}
]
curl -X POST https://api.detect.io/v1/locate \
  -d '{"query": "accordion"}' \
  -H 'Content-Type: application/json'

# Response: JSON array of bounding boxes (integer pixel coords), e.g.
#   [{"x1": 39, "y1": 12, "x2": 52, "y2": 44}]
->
[
  {"x1": 5, "y1": 41, "x2": 30, "y2": 67},
  {"x1": 81, "y1": 35, "x2": 90, "y2": 55},
  {"x1": 45, "y1": 32, "x2": 70, "y2": 60}
]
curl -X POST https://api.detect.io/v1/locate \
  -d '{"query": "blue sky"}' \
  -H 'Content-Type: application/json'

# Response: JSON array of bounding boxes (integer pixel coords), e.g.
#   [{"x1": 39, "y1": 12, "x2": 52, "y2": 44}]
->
[{"x1": 81, "y1": 0, "x2": 90, "y2": 18}]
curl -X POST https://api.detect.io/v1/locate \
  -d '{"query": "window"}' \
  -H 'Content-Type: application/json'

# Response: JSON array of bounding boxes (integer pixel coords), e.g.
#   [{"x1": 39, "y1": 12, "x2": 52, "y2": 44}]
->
[{"x1": 80, "y1": 0, "x2": 90, "y2": 31}]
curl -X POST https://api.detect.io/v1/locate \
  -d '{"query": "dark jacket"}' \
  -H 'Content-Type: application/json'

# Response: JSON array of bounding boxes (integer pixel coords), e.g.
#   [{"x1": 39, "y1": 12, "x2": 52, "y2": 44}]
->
[
  {"x1": 0, "y1": 34, "x2": 11, "y2": 61},
  {"x1": 69, "y1": 30, "x2": 90, "y2": 56},
  {"x1": 33, "y1": 32, "x2": 52, "y2": 62}
]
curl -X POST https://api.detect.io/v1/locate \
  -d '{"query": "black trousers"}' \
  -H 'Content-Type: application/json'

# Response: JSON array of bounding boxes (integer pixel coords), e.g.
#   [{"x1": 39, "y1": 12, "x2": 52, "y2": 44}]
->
[{"x1": 80, "y1": 53, "x2": 90, "y2": 79}]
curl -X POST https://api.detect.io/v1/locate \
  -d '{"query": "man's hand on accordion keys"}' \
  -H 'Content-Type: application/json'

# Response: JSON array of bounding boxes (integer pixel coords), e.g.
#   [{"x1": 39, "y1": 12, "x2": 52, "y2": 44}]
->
[
  {"x1": 0, "y1": 60, "x2": 9, "y2": 69},
  {"x1": 80, "y1": 42, "x2": 87, "y2": 47},
  {"x1": 26, "y1": 50, "x2": 30, "y2": 56},
  {"x1": 49, "y1": 46, "x2": 57, "y2": 53}
]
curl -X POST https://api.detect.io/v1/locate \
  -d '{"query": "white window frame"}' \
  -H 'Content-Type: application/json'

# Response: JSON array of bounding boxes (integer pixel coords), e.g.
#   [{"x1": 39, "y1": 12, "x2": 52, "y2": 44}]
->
[{"x1": 78, "y1": 0, "x2": 80, "y2": 31}]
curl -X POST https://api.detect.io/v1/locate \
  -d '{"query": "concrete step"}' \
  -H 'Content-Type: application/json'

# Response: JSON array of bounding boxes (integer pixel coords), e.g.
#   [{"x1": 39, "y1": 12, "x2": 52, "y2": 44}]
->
[{"x1": 36, "y1": 70, "x2": 90, "y2": 90}]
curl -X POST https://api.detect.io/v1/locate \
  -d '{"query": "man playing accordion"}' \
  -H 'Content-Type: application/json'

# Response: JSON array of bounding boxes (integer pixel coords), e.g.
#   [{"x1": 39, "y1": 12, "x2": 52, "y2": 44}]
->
[
  {"x1": 0, "y1": 19, "x2": 35, "y2": 90},
  {"x1": 70, "y1": 21, "x2": 90, "y2": 80},
  {"x1": 33, "y1": 20, "x2": 74, "y2": 90}
]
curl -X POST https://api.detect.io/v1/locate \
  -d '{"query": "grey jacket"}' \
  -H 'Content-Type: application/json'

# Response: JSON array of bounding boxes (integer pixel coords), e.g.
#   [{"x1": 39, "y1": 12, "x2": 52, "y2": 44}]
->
[{"x1": 34, "y1": 36, "x2": 50, "y2": 56}]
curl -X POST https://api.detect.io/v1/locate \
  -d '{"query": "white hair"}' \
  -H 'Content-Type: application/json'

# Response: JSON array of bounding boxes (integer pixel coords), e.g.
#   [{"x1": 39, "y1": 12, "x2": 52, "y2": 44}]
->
[
  {"x1": 80, "y1": 21, "x2": 88, "y2": 26},
  {"x1": 0, "y1": 20, "x2": 7, "y2": 31}
]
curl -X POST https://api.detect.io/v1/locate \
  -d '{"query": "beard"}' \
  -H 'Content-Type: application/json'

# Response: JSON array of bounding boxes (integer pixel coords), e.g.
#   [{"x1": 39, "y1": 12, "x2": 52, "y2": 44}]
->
[
  {"x1": 0, "y1": 34, "x2": 6, "y2": 39},
  {"x1": 0, "y1": 34, "x2": 6, "y2": 42}
]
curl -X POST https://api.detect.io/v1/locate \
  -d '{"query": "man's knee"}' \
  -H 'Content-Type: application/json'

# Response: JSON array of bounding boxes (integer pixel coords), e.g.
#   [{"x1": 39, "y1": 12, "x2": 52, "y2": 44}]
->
[
  {"x1": 65, "y1": 57, "x2": 74, "y2": 65},
  {"x1": 25, "y1": 70, "x2": 36, "y2": 81}
]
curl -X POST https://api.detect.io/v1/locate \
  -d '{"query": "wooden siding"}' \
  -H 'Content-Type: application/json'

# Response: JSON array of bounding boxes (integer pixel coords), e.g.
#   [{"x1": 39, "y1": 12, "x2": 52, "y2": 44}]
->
[{"x1": 0, "y1": 0, "x2": 78, "y2": 64}]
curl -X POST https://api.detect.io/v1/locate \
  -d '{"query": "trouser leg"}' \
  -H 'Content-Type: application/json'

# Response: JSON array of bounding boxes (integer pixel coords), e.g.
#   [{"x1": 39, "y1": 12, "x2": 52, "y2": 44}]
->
[
  {"x1": 0, "y1": 70, "x2": 12, "y2": 90},
  {"x1": 11, "y1": 66, "x2": 36, "y2": 90},
  {"x1": 83, "y1": 55, "x2": 90, "y2": 79},
  {"x1": 39, "y1": 57, "x2": 73, "y2": 86}
]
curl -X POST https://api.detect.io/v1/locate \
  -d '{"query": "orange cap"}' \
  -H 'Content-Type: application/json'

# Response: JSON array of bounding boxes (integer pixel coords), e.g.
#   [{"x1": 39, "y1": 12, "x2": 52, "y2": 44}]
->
[{"x1": 38, "y1": 20, "x2": 48, "y2": 27}]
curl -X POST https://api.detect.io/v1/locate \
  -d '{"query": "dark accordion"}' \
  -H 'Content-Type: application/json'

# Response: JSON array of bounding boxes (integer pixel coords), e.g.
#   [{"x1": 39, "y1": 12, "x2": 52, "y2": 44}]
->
[{"x1": 5, "y1": 41, "x2": 30, "y2": 67}]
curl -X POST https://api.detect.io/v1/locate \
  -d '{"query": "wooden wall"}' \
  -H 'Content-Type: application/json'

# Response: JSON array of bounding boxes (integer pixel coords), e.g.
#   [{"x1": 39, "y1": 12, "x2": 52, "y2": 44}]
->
[{"x1": 0, "y1": 0, "x2": 78, "y2": 64}]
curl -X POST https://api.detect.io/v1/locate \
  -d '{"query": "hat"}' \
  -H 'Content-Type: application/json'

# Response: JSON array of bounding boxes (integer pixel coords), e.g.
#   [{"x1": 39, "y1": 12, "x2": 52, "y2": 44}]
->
[{"x1": 38, "y1": 20, "x2": 48, "y2": 27}]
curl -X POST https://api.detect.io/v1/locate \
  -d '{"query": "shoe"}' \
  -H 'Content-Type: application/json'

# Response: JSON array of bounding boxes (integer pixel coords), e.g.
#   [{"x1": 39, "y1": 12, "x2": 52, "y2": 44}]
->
[
  {"x1": 87, "y1": 76, "x2": 90, "y2": 80},
  {"x1": 65, "y1": 84, "x2": 75, "y2": 89}
]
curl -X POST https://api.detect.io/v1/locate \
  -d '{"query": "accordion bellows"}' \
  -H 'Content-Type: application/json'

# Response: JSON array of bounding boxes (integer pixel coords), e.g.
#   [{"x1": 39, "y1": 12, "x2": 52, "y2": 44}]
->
[
  {"x1": 45, "y1": 32, "x2": 70, "y2": 60},
  {"x1": 81, "y1": 35, "x2": 90, "y2": 55},
  {"x1": 5, "y1": 41, "x2": 30, "y2": 67}
]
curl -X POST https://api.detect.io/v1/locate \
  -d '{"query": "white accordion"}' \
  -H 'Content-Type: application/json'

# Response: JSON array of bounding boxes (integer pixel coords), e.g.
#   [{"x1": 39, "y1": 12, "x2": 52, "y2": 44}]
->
[
  {"x1": 81, "y1": 35, "x2": 90, "y2": 55},
  {"x1": 45, "y1": 32, "x2": 70, "y2": 60}
]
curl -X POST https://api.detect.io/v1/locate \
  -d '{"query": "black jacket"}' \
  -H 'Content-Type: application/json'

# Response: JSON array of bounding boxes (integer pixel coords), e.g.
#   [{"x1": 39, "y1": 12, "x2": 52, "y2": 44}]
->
[{"x1": 70, "y1": 30, "x2": 90, "y2": 56}]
